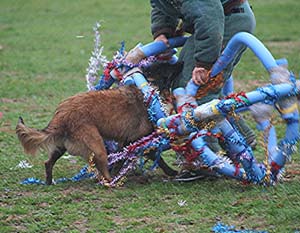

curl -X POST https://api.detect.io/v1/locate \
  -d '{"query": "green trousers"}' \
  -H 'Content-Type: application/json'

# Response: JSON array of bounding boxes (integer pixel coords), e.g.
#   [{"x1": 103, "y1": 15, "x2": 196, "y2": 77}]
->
[
  {"x1": 172, "y1": 1, "x2": 256, "y2": 105},
  {"x1": 172, "y1": 1, "x2": 256, "y2": 151}
]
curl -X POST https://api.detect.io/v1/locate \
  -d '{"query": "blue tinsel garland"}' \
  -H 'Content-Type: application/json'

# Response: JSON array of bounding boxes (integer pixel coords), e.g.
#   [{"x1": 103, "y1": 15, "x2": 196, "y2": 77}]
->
[
  {"x1": 212, "y1": 222, "x2": 268, "y2": 233},
  {"x1": 20, "y1": 166, "x2": 95, "y2": 185}
]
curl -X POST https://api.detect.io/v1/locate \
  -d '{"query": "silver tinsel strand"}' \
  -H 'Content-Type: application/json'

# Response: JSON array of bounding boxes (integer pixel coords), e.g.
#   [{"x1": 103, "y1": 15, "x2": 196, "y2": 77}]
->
[{"x1": 86, "y1": 22, "x2": 108, "y2": 91}]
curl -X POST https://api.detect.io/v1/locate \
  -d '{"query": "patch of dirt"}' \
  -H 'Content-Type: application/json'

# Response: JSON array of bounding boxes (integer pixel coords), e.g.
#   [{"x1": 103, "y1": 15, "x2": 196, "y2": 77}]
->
[
  {"x1": 73, "y1": 218, "x2": 89, "y2": 233},
  {"x1": 112, "y1": 215, "x2": 127, "y2": 226},
  {"x1": 265, "y1": 41, "x2": 300, "y2": 50},
  {"x1": 4, "y1": 214, "x2": 23, "y2": 223},
  {"x1": 1, "y1": 190, "x2": 37, "y2": 203},
  {"x1": 265, "y1": 41, "x2": 300, "y2": 53},
  {"x1": 0, "y1": 121, "x2": 15, "y2": 134},
  {"x1": 0, "y1": 98, "x2": 26, "y2": 103},
  {"x1": 283, "y1": 163, "x2": 300, "y2": 182}
]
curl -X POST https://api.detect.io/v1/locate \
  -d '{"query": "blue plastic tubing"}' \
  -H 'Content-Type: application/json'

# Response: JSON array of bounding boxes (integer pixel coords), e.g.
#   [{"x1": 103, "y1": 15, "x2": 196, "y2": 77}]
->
[
  {"x1": 190, "y1": 132, "x2": 246, "y2": 180},
  {"x1": 231, "y1": 84, "x2": 299, "y2": 168},
  {"x1": 139, "y1": 32, "x2": 279, "y2": 76},
  {"x1": 211, "y1": 32, "x2": 278, "y2": 77},
  {"x1": 139, "y1": 36, "x2": 188, "y2": 57},
  {"x1": 131, "y1": 72, "x2": 166, "y2": 121}
]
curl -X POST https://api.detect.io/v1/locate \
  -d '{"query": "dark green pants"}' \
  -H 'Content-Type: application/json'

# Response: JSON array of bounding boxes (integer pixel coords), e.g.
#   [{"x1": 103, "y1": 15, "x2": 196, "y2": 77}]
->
[
  {"x1": 172, "y1": 2, "x2": 256, "y2": 150},
  {"x1": 172, "y1": 1, "x2": 256, "y2": 105}
]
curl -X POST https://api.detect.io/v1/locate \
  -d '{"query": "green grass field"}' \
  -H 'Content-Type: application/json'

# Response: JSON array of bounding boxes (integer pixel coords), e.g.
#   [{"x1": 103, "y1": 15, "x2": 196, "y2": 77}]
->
[{"x1": 1, "y1": 0, "x2": 300, "y2": 232}]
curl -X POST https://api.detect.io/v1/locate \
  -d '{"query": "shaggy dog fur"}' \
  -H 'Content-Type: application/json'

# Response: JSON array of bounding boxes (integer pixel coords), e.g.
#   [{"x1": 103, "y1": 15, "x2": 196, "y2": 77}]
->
[{"x1": 16, "y1": 85, "x2": 177, "y2": 185}]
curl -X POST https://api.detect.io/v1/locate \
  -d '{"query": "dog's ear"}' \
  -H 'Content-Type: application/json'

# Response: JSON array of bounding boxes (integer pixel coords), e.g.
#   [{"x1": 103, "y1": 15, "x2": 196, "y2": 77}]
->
[{"x1": 18, "y1": 116, "x2": 25, "y2": 125}]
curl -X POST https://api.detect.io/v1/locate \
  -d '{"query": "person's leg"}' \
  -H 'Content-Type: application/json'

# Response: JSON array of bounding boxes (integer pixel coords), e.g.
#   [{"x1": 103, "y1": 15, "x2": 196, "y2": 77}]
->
[
  {"x1": 223, "y1": 1, "x2": 257, "y2": 148},
  {"x1": 171, "y1": 35, "x2": 195, "y2": 90},
  {"x1": 222, "y1": 1, "x2": 256, "y2": 80},
  {"x1": 171, "y1": 36, "x2": 224, "y2": 177}
]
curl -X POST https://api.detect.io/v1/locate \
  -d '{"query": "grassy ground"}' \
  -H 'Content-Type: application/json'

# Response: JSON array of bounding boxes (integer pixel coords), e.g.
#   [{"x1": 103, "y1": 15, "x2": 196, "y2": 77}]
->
[{"x1": 1, "y1": 0, "x2": 300, "y2": 232}]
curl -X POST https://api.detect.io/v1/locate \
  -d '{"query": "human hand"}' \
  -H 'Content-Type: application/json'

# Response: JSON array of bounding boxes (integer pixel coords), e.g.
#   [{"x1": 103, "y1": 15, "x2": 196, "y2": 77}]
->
[
  {"x1": 154, "y1": 34, "x2": 174, "y2": 60},
  {"x1": 192, "y1": 67, "x2": 209, "y2": 86},
  {"x1": 155, "y1": 34, "x2": 169, "y2": 46}
]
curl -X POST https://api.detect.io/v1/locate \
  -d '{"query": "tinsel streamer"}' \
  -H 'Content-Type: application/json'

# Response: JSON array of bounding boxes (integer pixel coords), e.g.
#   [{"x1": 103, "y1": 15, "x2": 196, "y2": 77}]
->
[
  {"x1": 113, "y1": 55, "x2": 158, "y2": 72},
  {"x1": 212, "y1": 222, "x2": 268, "y2": 233},
  {"x1": 209, "y1": 156, "x2": 233, "y2": 170},
  {"x1": 20, "y1": 178, "x2": 46, "y2": 185},
  {"x1": 181, "y1": 111, "x2": 199, "y2": 132},
  {"x1": 278, "y1": 137, "x2": 300, "y2": 157},
  {"x1": 217, "y1": 97, "x2": 250, "y2": 117},
  {"x1": 108, "y1": 151, "x2": 137, "y2": 167},
  {"x1": 20, "y1": 166, "x2": 95, "y2": 185},
  {"x1": 106, "y1": 159, "x2": 137, "y2": 187},
  {"x1": 171, "y1": 131, "x2": 206, "y2": 163},
  {"x1": 71, "y1": 165, "x2": 96, "y2": 181},
  {"x1": 290, "y1": 71, "x2": 299, "y2": 95},
  {"x1": 138, "y1": 56, "x2": 158, "y2": 68},
  {"x1": 15, "y1": 160, "x2": 33, "y2": 169},
  {"x1": 257, "y1": 85, "x2": 280, "y2": 105},
  {"x1": 143, "y1": 86, "x2": 169, "y2": 123},
  {"x1": 104, "y1": 131, "x2": 170, "y2": 187},
  {"x1": 86, "y1": 22, "x2": 108, "y2": 91},
  {"x1": 259, "y1": 117, "x2": 273, "y2": 184}
]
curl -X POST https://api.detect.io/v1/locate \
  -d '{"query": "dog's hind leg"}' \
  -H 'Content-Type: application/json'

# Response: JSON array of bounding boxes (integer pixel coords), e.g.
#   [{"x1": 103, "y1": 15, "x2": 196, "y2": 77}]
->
[
  {"x1": 78, "y1": 126, "x2": 111, "y2": 183},
  {"x1": 45, "y1": 147, "x2": 66, "y2": 185}
]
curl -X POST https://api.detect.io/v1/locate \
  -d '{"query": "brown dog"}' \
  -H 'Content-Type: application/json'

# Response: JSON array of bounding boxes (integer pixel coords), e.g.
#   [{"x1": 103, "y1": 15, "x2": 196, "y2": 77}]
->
[{"x1": 16, "y1": 85, "x2": 177, "y2": 185}]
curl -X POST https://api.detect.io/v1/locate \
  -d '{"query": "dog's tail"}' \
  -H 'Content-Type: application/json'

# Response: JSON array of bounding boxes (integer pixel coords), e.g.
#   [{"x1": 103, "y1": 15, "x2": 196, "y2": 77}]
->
[{"x1": 16, "y1": 117, "x2": 54, "y2": 155}]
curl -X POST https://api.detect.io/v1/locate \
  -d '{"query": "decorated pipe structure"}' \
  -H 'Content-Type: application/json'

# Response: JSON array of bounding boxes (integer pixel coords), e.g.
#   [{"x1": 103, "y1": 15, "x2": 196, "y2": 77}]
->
[
  {"x1": 121, "y1": 32, "x2": 299, "y2": 184},
  {"x1": 157, "y1": 79, "x2": 300, "y2": 183},
  {"x1": 121, "y1": 72, "x2": 267, "y2": 183},
  {"x1": 92, "y1": 31, "x2": 299, "y2": 185},
  {"x1": 156, "y1": 56, "x2": 299, "y2": 184},
  {"x1": 136, "y1": 71, "x2": 299, "y2": 184}
]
